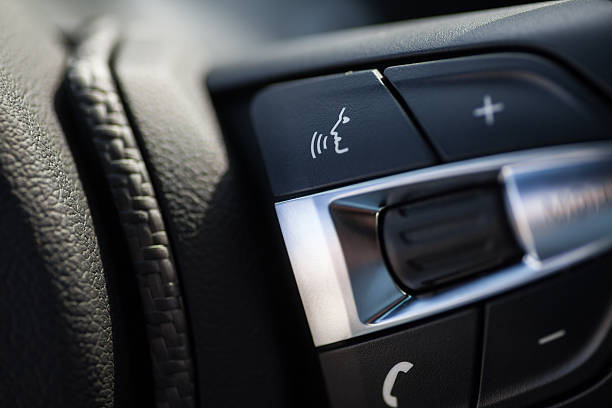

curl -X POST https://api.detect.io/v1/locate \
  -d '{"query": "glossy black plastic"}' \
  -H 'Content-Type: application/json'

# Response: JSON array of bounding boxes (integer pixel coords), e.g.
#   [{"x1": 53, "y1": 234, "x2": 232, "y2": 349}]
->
[
  {"x1": 250, "y1": 70, "x2": 436, "y2": 196},
  {"x1": 385, "y1": 54, "x2": 612, "y2": 161},
  {"x1": 478, "y1": 256, "x2": 612, "y2": 408},
  {"x1": 320, "y1": 310, "x2": 478, "y2": 408}
]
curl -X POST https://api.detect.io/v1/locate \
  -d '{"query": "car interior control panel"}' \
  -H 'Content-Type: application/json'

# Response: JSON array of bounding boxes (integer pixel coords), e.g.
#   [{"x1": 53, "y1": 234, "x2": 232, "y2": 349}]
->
[{"x1": 249, "y1": 52, "x2": 612, "y2": 407}]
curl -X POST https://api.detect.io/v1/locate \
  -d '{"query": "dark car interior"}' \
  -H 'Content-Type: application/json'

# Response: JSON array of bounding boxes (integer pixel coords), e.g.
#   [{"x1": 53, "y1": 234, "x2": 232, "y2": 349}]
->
[{"x1": 1, "y1": 0, "x2": 611, "y2": 407}]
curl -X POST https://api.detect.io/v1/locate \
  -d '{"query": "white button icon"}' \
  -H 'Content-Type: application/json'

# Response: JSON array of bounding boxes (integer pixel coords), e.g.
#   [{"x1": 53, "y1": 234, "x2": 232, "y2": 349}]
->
[
  {"x1": 310, "y1": 107, "x2": 350, "y2": 159},
  {"x1": 473, "y1": 95, "x2": 505, "y2": 126},
  {"x1": 538, "y1": 329, "x2": 566, "y2": 346},
  {"x1": 382, "y1": 361, "x2": 414, "y2": 408}
]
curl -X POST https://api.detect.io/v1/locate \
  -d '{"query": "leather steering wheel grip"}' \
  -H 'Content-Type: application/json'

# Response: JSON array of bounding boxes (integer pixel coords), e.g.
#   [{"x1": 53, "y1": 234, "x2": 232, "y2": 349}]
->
[
  {"x1": 0, "y1": 4, "x2": 198, "y2": 405},
  {"x1": 0, "y1": 1, "x2": 114, "y2": 407},
  {"x1": 66, "y1": 19, "x2": 196, "y2": 408}
]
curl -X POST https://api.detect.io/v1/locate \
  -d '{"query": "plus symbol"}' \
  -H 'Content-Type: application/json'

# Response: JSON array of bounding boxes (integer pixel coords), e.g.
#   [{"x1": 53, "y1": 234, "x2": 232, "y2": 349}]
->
[{"x1": 473, "y1": 95, "x2": 505, "y2": 126}]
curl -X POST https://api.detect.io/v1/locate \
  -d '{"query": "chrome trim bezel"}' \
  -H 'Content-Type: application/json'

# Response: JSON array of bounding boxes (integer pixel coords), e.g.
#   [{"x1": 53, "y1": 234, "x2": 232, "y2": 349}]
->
[{"x1": 275, "y1": 142, "x2": 612, "y2": 347}]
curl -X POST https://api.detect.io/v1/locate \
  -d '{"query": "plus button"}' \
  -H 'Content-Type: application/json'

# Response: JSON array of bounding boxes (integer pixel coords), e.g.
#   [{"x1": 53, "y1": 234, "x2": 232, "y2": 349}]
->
[{"x1": 473, "y1": 95, "x2": 505, "y2": 126}]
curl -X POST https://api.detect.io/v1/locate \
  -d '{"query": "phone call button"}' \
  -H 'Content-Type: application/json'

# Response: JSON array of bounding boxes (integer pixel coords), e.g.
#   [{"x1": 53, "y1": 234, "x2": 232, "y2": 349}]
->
[{"x1": 319, "y1": 310, "x2": 478, "y2": 408}]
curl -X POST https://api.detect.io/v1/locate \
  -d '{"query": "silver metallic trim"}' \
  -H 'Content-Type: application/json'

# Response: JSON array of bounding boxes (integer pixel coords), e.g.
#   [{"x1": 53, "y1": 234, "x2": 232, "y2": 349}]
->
[
  {"x1": 276, "y1": 142, "x2": 612, "y2": 347},
  {"x1": 502, "y1": 156, "x2": 612, "y2": 261}
]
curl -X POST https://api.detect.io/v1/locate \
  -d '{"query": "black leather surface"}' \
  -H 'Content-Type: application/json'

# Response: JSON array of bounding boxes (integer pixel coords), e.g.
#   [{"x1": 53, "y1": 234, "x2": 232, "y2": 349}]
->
[
  {"x1": 113, "y1": 34, "x2": 327, "y2": 407},
  {"x1": 67, "y1": 20, "x2": 196, "y2": 408},
  {"x1": 0, "y1": 1, "x2": 114, "y2": 407}
]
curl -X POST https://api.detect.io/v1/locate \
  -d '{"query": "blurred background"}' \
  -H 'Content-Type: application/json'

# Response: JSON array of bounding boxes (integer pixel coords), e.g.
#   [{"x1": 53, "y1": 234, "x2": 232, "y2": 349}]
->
[{"x1": 26, "y1": 0, "x2": 544, "y2": 41}]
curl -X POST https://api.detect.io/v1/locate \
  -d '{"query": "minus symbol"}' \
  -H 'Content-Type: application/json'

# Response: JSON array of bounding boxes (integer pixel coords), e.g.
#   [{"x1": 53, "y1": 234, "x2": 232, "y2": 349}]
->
[{"x1": 538, "y1": 329, "x2": 566, "y2": 346}]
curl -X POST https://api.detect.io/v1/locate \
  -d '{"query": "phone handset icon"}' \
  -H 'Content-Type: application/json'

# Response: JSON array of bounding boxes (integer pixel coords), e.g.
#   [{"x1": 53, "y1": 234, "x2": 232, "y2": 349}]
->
[{"x1": 382, "y1": 361, "x2": 414, "y2": 408}]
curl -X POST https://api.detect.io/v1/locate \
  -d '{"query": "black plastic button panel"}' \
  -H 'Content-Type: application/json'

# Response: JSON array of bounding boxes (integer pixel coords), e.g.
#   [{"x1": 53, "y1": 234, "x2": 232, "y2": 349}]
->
[
  {"x1": 250, "y1": 70, "x2": 437, "y2": 197},
  {"x1": 546, "y1": 371, "x2": 612, "y2": 408},
  {"x1": 251, "y1": 53, "x2": 611, "y2": 197},
  {"x1": 384, "y1": 53, "x2": 612, "y2": 161},
  {"x1": 478, "y1": 256, "x2": 612, "y2": 408},
  {"x1": 320, "y1": 255, "x2": 612, "y2": 408},
  {"x1": 256, "y1": 53, "x2": 612, "y2": 407},
  {"x1": 320, "y1": 309, "x2": 479, "y2": 408}
]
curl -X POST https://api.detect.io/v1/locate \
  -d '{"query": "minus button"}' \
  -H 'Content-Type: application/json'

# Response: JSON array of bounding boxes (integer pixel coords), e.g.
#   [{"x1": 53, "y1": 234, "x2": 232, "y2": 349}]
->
[{"x1": 538, "y1": 329, "x2": 566, "y2": 346}]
